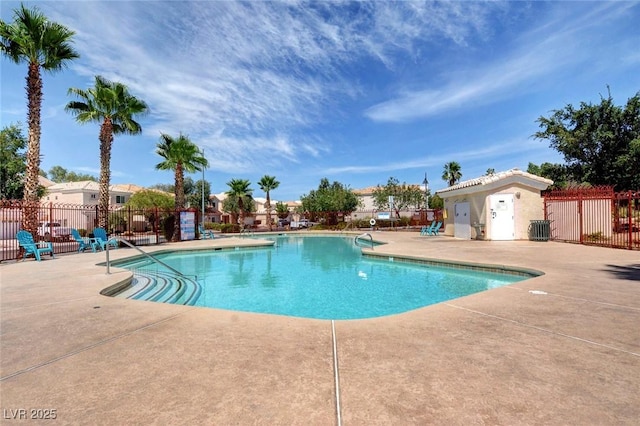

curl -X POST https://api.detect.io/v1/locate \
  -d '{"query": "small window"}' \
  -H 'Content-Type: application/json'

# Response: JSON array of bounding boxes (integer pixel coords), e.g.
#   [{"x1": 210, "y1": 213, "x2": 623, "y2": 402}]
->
[
  {"x1": 90, "y1": 194, "x2": 96, "y2": 199},
  {"x1": 115, "y1": 195, "x2": 126, "y2": 203}
]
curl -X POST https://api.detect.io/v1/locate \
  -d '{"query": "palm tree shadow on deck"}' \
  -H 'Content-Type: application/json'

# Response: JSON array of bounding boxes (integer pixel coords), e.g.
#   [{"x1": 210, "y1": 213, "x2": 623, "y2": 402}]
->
[{"x1": 603, "y1": 264, "x2": 640, "y2": 281}]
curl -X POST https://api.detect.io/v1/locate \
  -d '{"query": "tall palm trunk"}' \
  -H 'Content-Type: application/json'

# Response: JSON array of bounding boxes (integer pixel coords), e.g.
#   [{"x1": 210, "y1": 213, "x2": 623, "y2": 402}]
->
[
  {"x1": 23, "y1": 62, "x2": 42, "y2": 236},
  {"x1": 98, "y1": 118, "x2": 113, "y2": 228},
  {"x1": 266, "y1": 193, "x2": 272, "y2": 231},
  {"x1": 238, "y1": 197, "x2": 245, "y2": 228},
  {"x1": 172, "y1": 163, "x2": 184, "y2": 242}
]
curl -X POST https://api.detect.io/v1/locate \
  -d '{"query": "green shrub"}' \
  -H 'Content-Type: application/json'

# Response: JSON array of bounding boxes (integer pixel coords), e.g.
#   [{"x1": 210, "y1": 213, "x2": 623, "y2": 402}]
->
[
  {"x1": 215, "y1": 223, "x2": 239, "y2": 233},
  {"x1": 162, "y1": 215, "x2": 175, "y2": 241},
  {"x1": 584, "y1": 231, "x2": 605, "y2": 242}
]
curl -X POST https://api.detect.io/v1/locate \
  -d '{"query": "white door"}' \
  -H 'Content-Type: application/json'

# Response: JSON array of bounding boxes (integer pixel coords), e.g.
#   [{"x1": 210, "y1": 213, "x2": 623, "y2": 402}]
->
[
  {"x1": 490, "y1": 194, "x2": 515, "y2": 240},
  {"x1": 454, "y1": 202, "x2": 471, "y2": 239}
]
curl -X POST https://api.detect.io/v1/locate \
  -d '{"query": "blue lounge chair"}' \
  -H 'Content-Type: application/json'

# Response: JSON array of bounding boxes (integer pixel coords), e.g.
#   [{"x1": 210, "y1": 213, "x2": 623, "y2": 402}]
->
[
  {"x1": 16, "y1": 230, "x2": 54, "y2": 261},
  {"x1": 427, "y1": 221, "x2": 443, "y2": 236},
  {"x1": 198, "y1": 224, "x2": 214, "y2": 239},
  {"x1": 71, "y1": 228, "x2": 98, "y2": 253},
  {"x1": 421, "y1": 222, "x2": 437, "y2": 236},
  {"x1": 93, "y1": 227, "x2": 118, "y2": 250}
]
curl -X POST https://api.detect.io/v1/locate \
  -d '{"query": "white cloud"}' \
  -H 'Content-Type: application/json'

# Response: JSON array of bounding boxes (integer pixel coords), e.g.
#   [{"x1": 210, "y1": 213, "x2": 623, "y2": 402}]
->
[
  {"x1": 364, "y1": 2, "x2": 636, "y2": 123},
  {"x1": 74, "y1": 166, "x2": 99, "y2": 175},
  {"x1": 45, "y1": 1, "x2": 502, "y2": 172},
  {"x1": 323, "y1": 138, "x2": 541, "y2": 175}
]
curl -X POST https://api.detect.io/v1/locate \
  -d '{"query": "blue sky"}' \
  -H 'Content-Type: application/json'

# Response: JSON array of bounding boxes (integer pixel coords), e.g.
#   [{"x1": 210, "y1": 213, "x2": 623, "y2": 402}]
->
[{"x1": 2, "y1": 1, "x2": 639, "y2": 201}]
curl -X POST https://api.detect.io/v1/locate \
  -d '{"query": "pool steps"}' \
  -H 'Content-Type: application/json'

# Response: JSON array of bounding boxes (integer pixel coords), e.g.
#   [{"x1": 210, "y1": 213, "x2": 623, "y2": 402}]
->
[{"x1": 111, "y1": 268, "x2": 202, "y2": 305}]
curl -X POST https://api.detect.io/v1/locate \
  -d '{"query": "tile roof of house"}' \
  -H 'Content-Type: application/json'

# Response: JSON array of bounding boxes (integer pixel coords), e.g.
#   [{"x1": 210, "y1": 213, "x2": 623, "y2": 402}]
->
[
  {"x1": 38, "y1": 176, "x2": 56, "y2": 187},
  {"x1": 47, "y1": 181, "x2": 100, "y2": 191},
  {"x1": 46, "y1": 181, "x2": 157, "y2": 194},
  {"x1": 352, "y1": 186, "x2": 379, "y2": 195},
  {"x1": 436, "y1": 168, "x2": 553, "y2": 194},
  {"x1": 111, "y1": 183, "x2": 146, "y2": 193},
  {"x1": 353, "y1": 184, "x2": 422, "y2": 195}
]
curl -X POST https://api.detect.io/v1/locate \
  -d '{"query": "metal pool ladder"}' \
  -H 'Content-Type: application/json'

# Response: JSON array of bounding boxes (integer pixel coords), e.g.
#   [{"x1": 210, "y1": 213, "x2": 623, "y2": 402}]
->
[{"x1": 354, "y1": 233, "x2": 374, "y2": 250}]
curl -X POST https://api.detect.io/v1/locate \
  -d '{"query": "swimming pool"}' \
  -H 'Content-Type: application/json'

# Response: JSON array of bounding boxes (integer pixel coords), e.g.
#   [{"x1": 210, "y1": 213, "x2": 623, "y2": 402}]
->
[{"x1": 110, "y1": 235, "x2": 530, "y2": 319}]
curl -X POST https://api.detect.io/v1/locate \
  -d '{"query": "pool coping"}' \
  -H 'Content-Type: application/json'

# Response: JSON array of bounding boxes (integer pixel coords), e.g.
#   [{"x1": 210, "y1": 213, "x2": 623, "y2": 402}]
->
[{"x1": 361, "y1": 250, "x2": 544, "y2": 278}]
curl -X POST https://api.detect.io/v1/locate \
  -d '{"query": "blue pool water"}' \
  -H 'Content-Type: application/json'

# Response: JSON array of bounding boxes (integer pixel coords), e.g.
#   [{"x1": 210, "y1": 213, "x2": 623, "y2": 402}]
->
[{"x1": 113, "y1": 236, "x2": 528, "y2": 319}]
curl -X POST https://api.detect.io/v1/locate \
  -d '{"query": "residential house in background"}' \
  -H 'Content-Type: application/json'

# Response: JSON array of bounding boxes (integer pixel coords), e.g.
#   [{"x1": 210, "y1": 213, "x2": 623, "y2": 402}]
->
[
  {"x1": 352, "y1": 185, "x2": 424, "y2": 223},
  {"x1": 38, "y1": 181, "x2": 145, "y2": 232},
  {"x1": 202, "y1": 194, "x2": 223, "y2": 224},
  {"x1": 213, "y1": 192, "x2": 301, "y2": 226},
  {"x1": 42, "y1": 181, "x2": 139, "y2": 206}
]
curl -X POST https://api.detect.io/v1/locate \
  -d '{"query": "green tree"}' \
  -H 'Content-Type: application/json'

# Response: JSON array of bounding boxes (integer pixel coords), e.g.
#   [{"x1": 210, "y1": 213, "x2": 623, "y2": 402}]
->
[
  {"x1": 222, "y1": 193, "x2": 255, "y2": 227},
  {"x1": 526, "y1": 162, "x2": 572, "y2": 188},
  {"x1": 1, "y1": 4, "x2": 79, "y2": 234},
  {"x1": 429, "y1": 194, "x2": 444, "y2": 210},
  {"x1": 124, "y1": 190, "x2": 175, "y2": 237},
  {"x1": 182, "y1": 176, "x2": 196, "y2": 201},
  {"x1": 148, "y1": 183, "x2": 174, "y2": 193},
  {"x1": 300, "y1": 178, "x2": 359, "y2": 225},
  {"x1": 258, "y1": 175, "x2": 280, "y2": 231},
  {"x1": 442, "y1": 161, "x2": 462, "y2": 186},
  {"x1": 275, "y1": 201, "x2": 289, "y2": 219},
  {"x1": 48, "y1": 165, "x2": 68, "y2": 182},
  {"x1": 225, "y1": 179, "x2": 253, "y2": 227},
  {"x1": 186, "y1": 179, "x2": 211, "y2": 213},
  {"x1": 534, "y1": 89, "x2": 640, "y2": 190},
  {"x1": 47, "y1": 165, "x2": 96, "y2": 182},
  {"x1": 155, "y1": 133, "x2": 208, "y2": 241},
  {"x1": 371, "y1": 177, "x2": 425, "y2": 218},
  {"x1": 125, "y1": 189, "x2": 175, "y2": 209},
  {"x1": 0, "y1": 123, "x2": 27, "y2": 199},
  {"x1": 66, "y1": 75, "x2": 148, "y2": 228}
]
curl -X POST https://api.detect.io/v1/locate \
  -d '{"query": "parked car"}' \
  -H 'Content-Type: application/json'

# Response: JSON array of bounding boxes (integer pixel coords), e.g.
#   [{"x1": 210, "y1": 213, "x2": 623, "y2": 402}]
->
[
  {"x1": 291, "y1": 219, "x2": 315, "y2": 229},
  {"x1": 277, "y1": 219, "x2": 290, "y2": 227},
  {"x1": 37, "y1": 222, "x2": 72, "y2": 242},
  {"x1": 616, "y1": 221, "x2": 639, "y2": 232}
]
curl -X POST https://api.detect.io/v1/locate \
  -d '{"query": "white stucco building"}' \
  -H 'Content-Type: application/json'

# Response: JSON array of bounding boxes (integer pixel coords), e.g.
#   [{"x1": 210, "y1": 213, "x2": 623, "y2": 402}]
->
[{"x1": 436, "y1": 168, "x2": 553, "y2": 240}]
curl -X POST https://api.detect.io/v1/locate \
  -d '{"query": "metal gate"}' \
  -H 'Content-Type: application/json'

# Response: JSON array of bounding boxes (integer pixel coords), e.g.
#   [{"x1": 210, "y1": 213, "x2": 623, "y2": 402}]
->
[{"x1": 543, "y1": 187, "x2": 639, "y2": 250}]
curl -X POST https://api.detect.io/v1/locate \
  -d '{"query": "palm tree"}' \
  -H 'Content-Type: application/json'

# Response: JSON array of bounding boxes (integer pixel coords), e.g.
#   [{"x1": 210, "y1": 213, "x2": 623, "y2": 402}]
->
[
  {"x1": 155, "y1": 133, "x2": 208, "y2": 242},
  {"x1": 226, "y1": 179, "x2": 253, "y2": 229},
  {"x1": 1, "y1": 4, "x2": 78, "y2": 234},
  {"x1": 442, "y1": 161, "x2": 462, "y2": 186},
  {"x1": 257, "y1": 175, "x2": 280, "y2": 231},
  {"x1": 66, "y1": 76, "x2": 148, "y2": 228}
]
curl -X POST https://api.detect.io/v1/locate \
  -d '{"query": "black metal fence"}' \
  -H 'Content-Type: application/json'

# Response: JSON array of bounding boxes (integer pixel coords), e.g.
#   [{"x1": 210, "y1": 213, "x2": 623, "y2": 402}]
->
[{"x1": 0, "y1": 201, "x2": 193, "y2": 262}]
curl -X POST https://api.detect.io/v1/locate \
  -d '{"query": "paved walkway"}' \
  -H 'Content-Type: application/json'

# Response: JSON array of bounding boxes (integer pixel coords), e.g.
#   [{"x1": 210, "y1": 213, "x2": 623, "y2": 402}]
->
[{"x1": 1, "y1": 233, "x2": 639, "y2": 425}]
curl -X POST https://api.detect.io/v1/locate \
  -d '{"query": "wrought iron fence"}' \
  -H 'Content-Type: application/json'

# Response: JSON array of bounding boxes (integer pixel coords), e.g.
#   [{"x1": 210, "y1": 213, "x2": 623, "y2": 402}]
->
[
  {"x1": 1, "y1": 200, "x2": 443, "y2": 262},
  {"x1": 543, "y1": 187, "x2": 640, "y2": 250},
  {"x1": 0, "y1": 201, "x2": 194, "y2": 262}
]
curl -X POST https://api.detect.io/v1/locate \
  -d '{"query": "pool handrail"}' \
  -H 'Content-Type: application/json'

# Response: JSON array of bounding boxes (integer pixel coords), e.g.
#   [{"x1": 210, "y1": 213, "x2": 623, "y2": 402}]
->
[
  {"x1": 104, "y1": 236, "x2": 187, "y2": 278},
  {"x1": 354, "y1": 233, "x2": 374, "y2": 250}
]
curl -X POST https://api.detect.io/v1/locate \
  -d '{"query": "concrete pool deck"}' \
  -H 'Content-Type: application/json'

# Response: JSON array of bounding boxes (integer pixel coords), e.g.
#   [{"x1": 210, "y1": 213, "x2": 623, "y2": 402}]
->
[{"x1": 1, "y1": 233, "x2": 639, "y2": 424}]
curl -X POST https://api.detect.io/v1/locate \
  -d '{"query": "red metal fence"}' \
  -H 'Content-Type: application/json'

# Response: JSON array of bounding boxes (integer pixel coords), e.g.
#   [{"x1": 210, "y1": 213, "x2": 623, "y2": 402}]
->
[
  {"x1": 0, "y1": 201, "x2": 191, "y2": 262},
  {"x1": 543, "y1": 187, "x2": 640, "y2": 250}
]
